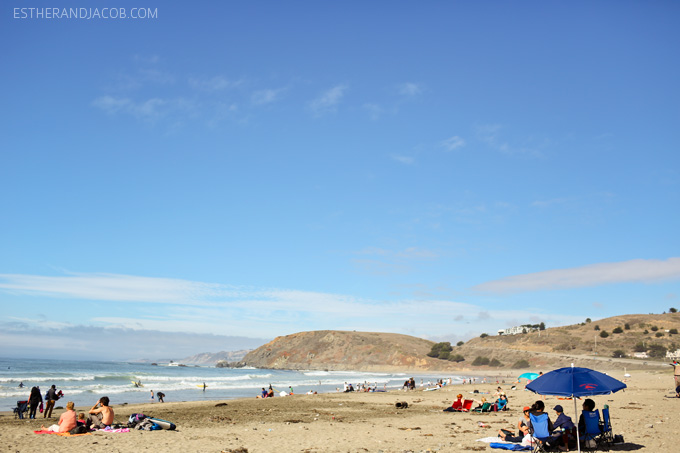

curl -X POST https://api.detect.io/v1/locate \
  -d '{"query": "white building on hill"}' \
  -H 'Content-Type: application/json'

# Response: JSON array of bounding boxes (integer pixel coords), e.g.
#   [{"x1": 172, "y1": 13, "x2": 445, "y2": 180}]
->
[{"x1": 497, "y1": 325, "x2": 538, "y2": 336}]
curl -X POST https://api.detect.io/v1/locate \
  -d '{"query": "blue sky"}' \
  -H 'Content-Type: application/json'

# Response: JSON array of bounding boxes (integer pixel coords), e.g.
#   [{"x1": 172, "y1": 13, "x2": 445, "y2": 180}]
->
[{"x1": 1, "y1": 1, "x2": 679, "y2": 361}]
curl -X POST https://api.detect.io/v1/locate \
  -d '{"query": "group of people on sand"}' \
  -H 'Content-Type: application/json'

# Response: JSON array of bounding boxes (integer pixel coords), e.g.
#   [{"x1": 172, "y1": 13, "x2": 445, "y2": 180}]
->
[
  {"x1": 26, "y1": 385, "x2": 64, "y2": 419},
  {"x1": 444, "y1": 391, "x2": 509, "y2": 413},
  {"x1": 40, "y1": 396, "x2": 115, "y2": 433},
  {"x1": 496, "y1": 398, "x2": 600, "y2": 451}
]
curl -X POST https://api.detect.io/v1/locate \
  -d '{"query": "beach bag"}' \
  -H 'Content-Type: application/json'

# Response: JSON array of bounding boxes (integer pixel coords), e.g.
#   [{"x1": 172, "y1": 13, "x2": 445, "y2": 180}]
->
[
  {"x1": 128, "y1": 413, "x2": 147, "y2": 427},
  {"x1": 69, "y1": 425, "x2": 88, "y2": 434}
]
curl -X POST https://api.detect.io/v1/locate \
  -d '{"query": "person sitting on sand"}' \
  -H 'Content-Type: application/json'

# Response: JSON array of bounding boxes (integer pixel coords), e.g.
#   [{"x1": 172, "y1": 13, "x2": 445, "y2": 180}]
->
[
  {"x1": 77, "y1": 412, "x2": 86, "y2": 426},
  {"x1": 551, "y1": 404, "x2": 576, "y2": 451},
  {"x1": 87, "y1": 396, "x2": 114, "y2": 429},
  {"x1": 267, "y1": 387, "x2": 274, "y2": 398},
  {"x1": 157, "y1": 391, "x2": 165, "y2": 403},
  {"x1": 498, "y1": 406, "x2": 532, "y2": 442},
  {"x1": 496, "y1": 393, "x2": 508, "y2": 411},
  {"x1": 452, "y1": 394, "x2": 464, "y2": 410},
  {"x1": 260, "y1": 388, "x2": 268, "y2": 398},
  {"x1": 577, "y1": 398, "x2": 597, "y2": 433},
  {"x1": 43, "y1": 401, "x2": 77, "y2": 433}
]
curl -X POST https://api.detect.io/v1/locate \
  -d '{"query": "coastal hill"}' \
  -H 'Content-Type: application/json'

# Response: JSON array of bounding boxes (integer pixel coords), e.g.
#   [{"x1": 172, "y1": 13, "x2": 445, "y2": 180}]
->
[
  {"x1": 456, "y1": 312, "x2": 680, "y2": 370},
  {"x1": 238, "y1": 313, "x2": 680, "y2": 372},
  {"x1": 240, "y1": 330, "x2": 446, "y2": 371}
]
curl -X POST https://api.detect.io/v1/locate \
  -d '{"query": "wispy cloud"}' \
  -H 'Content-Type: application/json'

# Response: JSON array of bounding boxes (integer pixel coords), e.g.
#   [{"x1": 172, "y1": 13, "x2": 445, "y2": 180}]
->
[
  {"x1": 475, "y1": 124, "x2": 547, "y2": 157},
  {"x1": 397, "y1": 82, "x2": 422, "y2": 96},
  {"x1": 440, "y1": 135, "x2": 466, "y2": 151},
  {"x1": 472, "y1": 258, "x2": 680, "y2": 293},
  {"x1": 189, "y1": 75, "x2": 243, "y2": 91},
  {"x1": 92, "y1": 96, "x2": 195, "y2": 122},
  {"x1": 391, "y1": 155, "x2": 415, "y2": 165},
  {"x1": 251, "y1": 88, "x2": 284, "y2": 105},
  {"x1": 308, "y1": 84, "x2": 347, "y2": 115}
]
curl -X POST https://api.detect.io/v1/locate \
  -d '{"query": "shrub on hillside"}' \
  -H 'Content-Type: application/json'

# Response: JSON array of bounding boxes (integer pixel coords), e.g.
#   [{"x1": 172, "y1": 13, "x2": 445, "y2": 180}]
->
[
  {"x1": 624, "y1": 323, "x2": 630, "y2": 330},
  {"x1": 651, "y1": 326, "x2": 659, "y2": 332},
  {"x1": 655, "y1": 332, "x2": 664, "y2": 338},
  {"x1": 456, "y1": 341, "x2": 464, "y2": 346},
  {"x1": 612, "y1": 349, "x2": 626, "y2": 358},
  {"x1": 594, "y1": 325, "x2": 600, "y2": 331},
  {"x1": 670, "y1": 329, "x2": 678, "y2": 335},
  {"x1": 644, "y1": 329, "x2": 649, "y2": 334},
  {"x1": 480, "y1": 333, "x2": 489, "y2": 338},
  {"x1": 670, "y1": 308, "x2": 678, "y2": 313},
  {"x1": 634, "y1": 342, "x2": 646, "y2": 352},
  {"x1": 612, "y1": 327, "x2": 623, "y2": 334},
  {"x1": 648, "y1": 344, "x2": 666, "y2": 358},
  {"x1": 448, "y1": 354, "x2": 465, "y2": 362},
  {"x1": 512, "y1": 359, "x2": 530, "y2": 369},
  {"x1": 427, "y1": 342, "x2": 453, "y2": 359},
  {"x1": 472, "y1": 356, "x2": 490, "y2": 366},
  {"x1": 585, "y1": 318, "x2": 592, "y2": 323},
  {"x1": 489, "y1": 358, "x2": 503, "y2": 367},
  {"x1": 599, "y1": 331, "x2": 610, "y2": 338}
]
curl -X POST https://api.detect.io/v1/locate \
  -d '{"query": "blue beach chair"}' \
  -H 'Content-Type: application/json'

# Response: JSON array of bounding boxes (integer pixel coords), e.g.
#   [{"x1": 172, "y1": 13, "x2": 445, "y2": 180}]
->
[
  {"x1": 580, "y1": 409, "x2": 608, "y2": 451},
  {"x1": 13, "y1": 400, "x2": 28, "y2": 419},
  {"x1": 601, "y1": 407, "x2": 614, "y2": 447},
  {"x1": 529, "y1": 412, "x2": 552, "y2": 453}
]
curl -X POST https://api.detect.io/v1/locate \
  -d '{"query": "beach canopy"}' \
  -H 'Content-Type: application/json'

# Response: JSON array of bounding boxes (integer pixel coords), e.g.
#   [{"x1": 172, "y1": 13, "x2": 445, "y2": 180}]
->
[
  {"x1": 518, "y1": 372, "x2": 539, "y2": 381},
  {"x1": 526, "y1": 365, "x2": 626, "y2": 452},
  {"x1": 526, "y1": 366, "x2": 626, "y2": 397}
]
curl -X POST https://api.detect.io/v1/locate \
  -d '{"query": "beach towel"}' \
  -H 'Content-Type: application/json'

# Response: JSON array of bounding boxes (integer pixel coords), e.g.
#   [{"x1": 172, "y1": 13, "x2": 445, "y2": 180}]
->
[
  {"x1": 489, "y1": 443, "x2": 531, "y2": 451},
  {"x1": 33, "y1": 430, "x2": 91, "y2": 437}
]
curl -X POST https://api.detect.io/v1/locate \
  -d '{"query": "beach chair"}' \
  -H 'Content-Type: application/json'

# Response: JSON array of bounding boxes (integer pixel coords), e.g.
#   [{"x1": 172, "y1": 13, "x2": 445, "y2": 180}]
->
[
  {"x1": 580, "y1": 409, "x2": 608, "y2": 451},
  {"x1": 13, "y1": 400, "x2": 28, "y2": 419},
  {"x1": 600, "y1": 407, "x2": 614, "y2": 447},
  {"x1": 472, "y1": 401, "x2": 492, "y2": 412},
  {"x1": 459, "y1": 399, "x2": 474, "y2": 412},
  {"x1": 529, "y1": 413, "x2": 552, "y2": 453}
]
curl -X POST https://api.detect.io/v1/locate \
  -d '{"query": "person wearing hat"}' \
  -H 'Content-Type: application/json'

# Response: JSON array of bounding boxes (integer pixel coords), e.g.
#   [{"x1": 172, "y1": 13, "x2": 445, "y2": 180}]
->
[
  {"x1": 552, "y1": 404, "x2": 575, "y2": 451},
  {"x1": 497, "y1": 406, "x2": 532, "y2": 442}
]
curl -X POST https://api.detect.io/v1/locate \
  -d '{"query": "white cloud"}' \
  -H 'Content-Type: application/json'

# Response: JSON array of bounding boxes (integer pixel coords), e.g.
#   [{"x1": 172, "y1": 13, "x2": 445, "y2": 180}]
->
[
  {"x1": 398, "y1": 83, "x2": 422, "y2": 96},
  {"x1": 189, "y1": 75, "x2": 243, "y2": 91},
  {"x1": 251, "y1": 88, "x2": 283, "y2": 105},
  {"x1": 440, "y1": 135, "x2": 466, "y2": 151},
  {"x1": 472, "y1": 258, "x2": 680, "y2": 293},
  {"x1": 391, "y1": 155, "x2": 414, "y2": 164},
  {"x1": 308, "y1": 84, "x2": 347, "y2": 115}
]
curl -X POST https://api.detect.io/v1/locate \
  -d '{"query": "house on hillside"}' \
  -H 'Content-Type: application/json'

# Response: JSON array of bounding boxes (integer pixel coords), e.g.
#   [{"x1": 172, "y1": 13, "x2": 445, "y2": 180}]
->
[
  {"x1": 633, "y1": 352, "x2": 649, "y2": 359},
  {"x1": 497, "y1": 325, "x2": 538, "y2": 336},
  {"x1": 666, "y1": 349, "x2": 680, "y2": 360}
]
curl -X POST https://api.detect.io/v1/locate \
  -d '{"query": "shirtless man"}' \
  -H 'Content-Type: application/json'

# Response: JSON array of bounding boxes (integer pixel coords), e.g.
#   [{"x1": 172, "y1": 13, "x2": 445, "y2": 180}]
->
[{"x1": 87, "y1": 396, "x2": 114, "y2": 429}]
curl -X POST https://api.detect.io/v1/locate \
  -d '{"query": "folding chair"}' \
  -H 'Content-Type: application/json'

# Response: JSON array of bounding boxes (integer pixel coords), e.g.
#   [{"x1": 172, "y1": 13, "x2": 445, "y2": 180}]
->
[
  {"x1": 601, "y1": 407, "x2": 614, "y2": 447},
  {"x1": 529, "y1": 412, "x2": 553, "y2": 453},
  {"x1": 580, "y1": 409, "x2": 608, "y2": 451},
  {"x1": 13, "y1": 400, "x2": 28, "y2": 419},
  {"x1": 459, "y1": 399, "x2": 473, "y2": 412}
]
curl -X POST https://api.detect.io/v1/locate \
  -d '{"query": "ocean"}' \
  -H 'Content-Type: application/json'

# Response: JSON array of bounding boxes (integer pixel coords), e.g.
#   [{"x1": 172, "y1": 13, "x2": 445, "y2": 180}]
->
[{"x1": 0, "y1": 358, "x2": 468, "y2": 411}]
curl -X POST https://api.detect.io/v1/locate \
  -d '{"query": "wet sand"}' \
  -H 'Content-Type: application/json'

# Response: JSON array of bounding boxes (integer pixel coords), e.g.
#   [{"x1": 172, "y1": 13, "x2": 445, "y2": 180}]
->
[{"x1": 1, "y1": 369, "x2": 676, "y2": 452}]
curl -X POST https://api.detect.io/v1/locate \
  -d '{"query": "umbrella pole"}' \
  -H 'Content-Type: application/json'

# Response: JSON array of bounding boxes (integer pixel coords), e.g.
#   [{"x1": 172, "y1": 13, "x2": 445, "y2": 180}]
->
[{"x1": 574, "y1": 396, "x2": 581, "y2": 453}]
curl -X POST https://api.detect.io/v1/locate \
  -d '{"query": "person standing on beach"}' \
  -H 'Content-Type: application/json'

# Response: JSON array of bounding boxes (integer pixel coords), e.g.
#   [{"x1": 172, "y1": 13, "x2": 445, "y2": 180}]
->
[
  {"x1": 87, "y1": 396, "x2": 114, "y2": 429},
  {"x1": 44, "y1": 385, "x2": 60, "y2": 418},
  {"x1": 203, "y1": 382, "x2": 206, "y2": 392},
  {"x1": 28, "y1": 386, "x2": 42, "y2": 419},
  {"x1": 150, "y1": 390, "x2": 154, "y2": 401},
  {"x1": 157, "y1": 391, "x2": 165, "y2": 403}
]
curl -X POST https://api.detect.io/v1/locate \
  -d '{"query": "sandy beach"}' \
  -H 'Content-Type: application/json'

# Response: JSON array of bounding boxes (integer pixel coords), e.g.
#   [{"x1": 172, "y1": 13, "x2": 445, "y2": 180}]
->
[{"x1": 1, "y1": 369, "x2": 676, "y2": 452}]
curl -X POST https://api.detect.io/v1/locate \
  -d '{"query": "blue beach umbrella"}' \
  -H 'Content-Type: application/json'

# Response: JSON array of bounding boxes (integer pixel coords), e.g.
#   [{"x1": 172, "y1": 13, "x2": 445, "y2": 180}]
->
[
  {"x1": 526, "y1": 365, "x2": 627, "y2": 452},
  {"x1": 518, "y1": 372, "x2": 539, "y2": 381}
]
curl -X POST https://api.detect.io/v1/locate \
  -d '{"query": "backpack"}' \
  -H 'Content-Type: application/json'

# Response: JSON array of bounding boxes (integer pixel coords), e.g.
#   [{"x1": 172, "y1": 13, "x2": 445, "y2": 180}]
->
[
  {"x1": 69, "y1": 425, "x2": 89, "y2": 435},
  {"x1": 127, "y1": 413, "x2": 147, "y2": 428}
]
